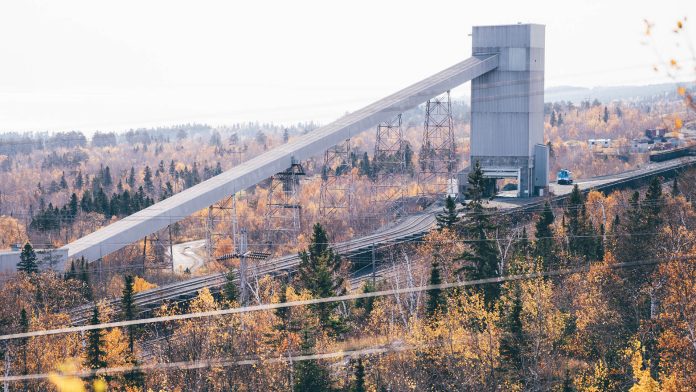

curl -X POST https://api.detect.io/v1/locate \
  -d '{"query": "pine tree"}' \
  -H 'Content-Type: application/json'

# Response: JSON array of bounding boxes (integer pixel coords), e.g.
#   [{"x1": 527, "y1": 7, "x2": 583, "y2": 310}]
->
[
  {"x1": 562, "y1": 369, "x2": 575, "y2": 391},
  {"x1": 436, "y1": 195, "x2": 459, "y2": 229},
  {"x1": 59, "y1": 172, "x2": 68, "y2": 189},
  {"x1": 460, "y1": 161, "x2": 500, "y2": 304},
  {"x1": 557, "y1": 112, "x2": 564, "y2": 125},
  {"x1": 103, "y1": 166, "x2": 112, "y2": 187},
  {"x1": 127, "y1": 166, "x2": 136, "y2": 188},
  {"x1": 293, "y1": 330, "x2": 334, "y2": 392},
  {"x1": 425, "y1": 261, "x2": 445, "y2": 320},
  {"x1": 671, "y1": 176, "x2": 680, "y2": 197},
  {"x1": 603, "y1": 106, "x2": 609, "y2": 123},
  {"x1": 19, "y1": 309, "x2": 29, "y2": 379},
  {"x1": 79, "y1": 258, "x2": 93, "y2": 300},
  {"x1": 298, "y1": 223, "x2": 346, "y2": 333},
  {"x1": 68, "y1": 192, "x2": 78, "y2": 223},
  {"x1": 534, "y1": 201, "x2": 557, "y2": 270},
  {"x1": 355, "y1": 281, "x2": 376, "y2": 318},
  {"x1": 85, "y1": 307, "x2": 107, "y2": 373},
  {"x1": 350, "y1": 359, "x2": 367, "y2": 392},
  {"x1": 143, "y1": 166, "x2": 154, "y2": 193},
  {"x1": 17, "y1": 242, "x2": 39, "y2": 274},
  {"x1": 550, "y1": 111, "x2": 557, "y2": 127},
  {"x1": 122, "y1": 275, "x2": 137, "y2": 354},
  {"x1": 75, "y1": 170, "x2": 84, "y2": 189},
  {"x1": 564, "y1": 185, "x2": 600, "y2": 260},
  {"x1": 223, "y1": 270, "x2": 239, "y2": 303},
  {"x1": 499, "y1": 285, "x2": 524, "y2": 375}
]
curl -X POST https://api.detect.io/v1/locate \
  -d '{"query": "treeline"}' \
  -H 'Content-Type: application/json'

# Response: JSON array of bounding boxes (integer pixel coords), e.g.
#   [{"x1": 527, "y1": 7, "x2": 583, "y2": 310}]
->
[{"x1": 30, "y1": 187, "x2": 155, "y2": 231}]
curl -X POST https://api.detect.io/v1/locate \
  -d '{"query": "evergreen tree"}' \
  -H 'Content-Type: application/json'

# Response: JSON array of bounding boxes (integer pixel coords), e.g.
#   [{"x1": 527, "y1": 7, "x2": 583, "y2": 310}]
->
[
  {"x1": 534, "y1": 202, "x2": 557, "y2": 270},
  {"x1": 643, "y1": 176, "x2": 663, "y2": 228},
  {"x1": 17, "y1": 242, "x2": 39, "y2": 274},
  {"x1": 557, "y1": 112, "x2": 564, "y2": 126},
  {"x1": 354, "y1": 281, "x2": 376, "y2": 318},
  {"x1": 297, "y1": 223, "x2": 346, "y2": 333},
  {"x1": 350, "y1": 359, "x2": 367, "y2": 392},
  {"x1": 59, "y1": 172, "x2": 68, "y2": 189},
  {"x1": 103, "y1": 166, "x2": 112, "y2": 187},
  {"x1": 671, "y1": 176, "x2": 680, "y2": 197},
  {"x1": 603, "y1": 106, "x2": 609, "y2": 123},
  {"x1": 19, "y1": 309, "x2": 29, "y2": 380},
  {"x1": 436, "y1": 195, "x2": 459, "y2": 229},
  {"x1": 122, "y1": 275, "x2": 137, "y2": 354},
  {"x1": 223, "y1": 270, "x2": 239, "y2": 303},
  {"x1": 84, "y1": 306, "x2": 107, "y2": 373},
  {"x1": 562, "y1": 369, "x2": 575, "y2": 391},
  {"x1": 79, "y1": 258, "x2": 93, "y2": 300},
  {"x1": 143, "y1": 166, "x2": 154, "y2": 193},
  {"x1": 283, "y1": 128, "x2": 290, "y2": 143},
  {"x1": 68, "y1": 192, "x2": 78, "y2": 223},
  {"x1": 425, "y1": 261, "x2": 445, "y2": 320},
  {"x1": 127, "y1": 166, "x2": 136, "y2": 188},
  {"x1": 459, "y1": 161, "x2": 500, "y2": 305},
  {"x1": 564, "y1": 185, "x2": 600, "y2": 261},
  {"x1": 293, "y1": 330, "x2": 334, "y2": 392},
  {"x1": 499, "y1": 285, "x2": 524, "y2": 376},
  {"x1": 75, "y1": 170, "x2": 84, "y2": 189},
  {"x1": 550, "y1": 111, "x2": 557, "y2": 127},
  {"x1": 80, "y1": 190, "x2": 93, "y2": 212},
  {"x1": 274, "y1": 283, "x2": 291, "y2": 331}
]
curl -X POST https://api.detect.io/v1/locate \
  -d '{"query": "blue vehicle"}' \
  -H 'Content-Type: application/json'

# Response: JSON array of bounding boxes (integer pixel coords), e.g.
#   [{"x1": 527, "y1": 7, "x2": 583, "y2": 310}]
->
[{"x1": 557, "y1": 169, "x2": 573, "y2": 185}]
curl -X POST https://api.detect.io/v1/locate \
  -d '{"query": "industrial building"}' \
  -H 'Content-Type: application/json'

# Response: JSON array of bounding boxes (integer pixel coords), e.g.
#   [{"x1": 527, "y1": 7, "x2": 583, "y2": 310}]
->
[{"x1": 460, "y1": 23, "x2": 549, "y2": 198}]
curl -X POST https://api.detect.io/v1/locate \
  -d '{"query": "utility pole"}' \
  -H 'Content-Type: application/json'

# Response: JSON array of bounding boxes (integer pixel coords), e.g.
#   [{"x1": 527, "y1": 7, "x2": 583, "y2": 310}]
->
[
  {"x1": 371, "y1": 242, "x2": 376, "y2": 286},
  {"x1": 239, "y1": 229, "x2": 249, "y2": 305},
  {"x1": 168, "y1": 225, "x2": 174, "y2": 273}
]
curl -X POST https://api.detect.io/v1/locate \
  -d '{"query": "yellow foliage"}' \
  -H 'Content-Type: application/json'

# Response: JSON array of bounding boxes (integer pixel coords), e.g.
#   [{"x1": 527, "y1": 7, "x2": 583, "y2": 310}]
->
[
  {"x1": 0, "y1": 215, "x2": 27, "y2": 249},
  {"x1": 132, "y1": 276, "x2": 157, "y2": 293},
  {"x1": 627, "y1": 340, "x2": 661, "y2": 392},
  {"x1": 48, "y1": 359, "x2": 86, "y2": 392}
]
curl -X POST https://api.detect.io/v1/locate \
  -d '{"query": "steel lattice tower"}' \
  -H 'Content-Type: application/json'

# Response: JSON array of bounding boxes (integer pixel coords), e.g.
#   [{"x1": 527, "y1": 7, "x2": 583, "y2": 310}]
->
[
  {"x1": 263, "y1": 162, "x2": 305, "y2": 251},
  {"x1": 319, "y1": 139, "x2": 353, "y2": 220},
  {"x1": 371, "y1": 114, "x2": 406, "y2": 222},
  {"x1": 417, "y1": 91, "x2": 456, "y2": 200}
]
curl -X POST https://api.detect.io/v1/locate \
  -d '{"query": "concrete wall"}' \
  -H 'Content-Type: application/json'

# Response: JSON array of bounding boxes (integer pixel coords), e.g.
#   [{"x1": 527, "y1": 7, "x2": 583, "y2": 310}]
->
[
  {"x1": 470, "y1": 24, "x2": 546, "y2": 197},
  {"x1": 0, "y1": 248, "x2": 68, "y2": 274}
]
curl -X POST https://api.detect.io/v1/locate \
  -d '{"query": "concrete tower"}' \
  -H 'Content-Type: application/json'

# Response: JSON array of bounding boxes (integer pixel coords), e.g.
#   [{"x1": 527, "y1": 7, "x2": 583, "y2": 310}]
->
[{"x1": 466, "y1": 23, "x2": 548, "y2": 197}]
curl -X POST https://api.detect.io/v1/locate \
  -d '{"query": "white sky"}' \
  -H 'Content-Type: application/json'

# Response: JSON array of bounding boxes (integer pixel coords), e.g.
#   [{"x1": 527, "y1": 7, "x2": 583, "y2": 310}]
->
[{"x1": 0, "y1": 0, "x2": 693, "y2": 133}]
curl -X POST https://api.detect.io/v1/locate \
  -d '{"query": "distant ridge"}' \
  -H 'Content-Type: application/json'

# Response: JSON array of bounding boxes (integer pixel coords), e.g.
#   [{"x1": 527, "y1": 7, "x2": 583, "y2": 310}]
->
[{"x1": 544, "y1": 82, "x2": 695, "y2": 103}]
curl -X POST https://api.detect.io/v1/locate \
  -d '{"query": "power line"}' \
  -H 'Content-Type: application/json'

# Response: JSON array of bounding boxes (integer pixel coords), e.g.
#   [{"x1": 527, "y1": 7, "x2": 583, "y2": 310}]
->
[
  {"x1": 0, "y1": 256, "x2": 688, "y2": 342},
  {"x1": 0, "y1": 340, "x2": 420, "y2": 383}
]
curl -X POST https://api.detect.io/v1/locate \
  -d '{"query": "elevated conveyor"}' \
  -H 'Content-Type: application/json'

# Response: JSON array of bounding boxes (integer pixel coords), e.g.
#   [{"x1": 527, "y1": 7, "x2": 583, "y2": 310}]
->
[{"x1": 63, "y1": 54, "x2": 500, "y2": 262}]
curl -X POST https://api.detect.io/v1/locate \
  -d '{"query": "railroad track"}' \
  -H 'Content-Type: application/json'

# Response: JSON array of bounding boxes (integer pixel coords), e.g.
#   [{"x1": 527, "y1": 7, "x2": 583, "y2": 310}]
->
[
  {"x1": 68, "y1": 212, "x2": 436, "y2": 324},
  {"x1": 68, "y1": 156, "x2": 696, "y2": 325}
]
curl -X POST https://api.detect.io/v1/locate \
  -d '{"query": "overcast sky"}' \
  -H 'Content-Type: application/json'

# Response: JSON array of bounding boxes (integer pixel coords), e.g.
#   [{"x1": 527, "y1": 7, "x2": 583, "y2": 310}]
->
[{"x1": 0, "y1": 0, "x2": 693, "y2": 133}]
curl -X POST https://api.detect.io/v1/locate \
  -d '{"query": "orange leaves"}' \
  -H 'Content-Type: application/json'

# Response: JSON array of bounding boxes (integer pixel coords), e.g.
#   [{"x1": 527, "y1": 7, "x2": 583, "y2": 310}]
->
[{"x1": 674, "y1": 117, "x2": 683, "y2": 130}]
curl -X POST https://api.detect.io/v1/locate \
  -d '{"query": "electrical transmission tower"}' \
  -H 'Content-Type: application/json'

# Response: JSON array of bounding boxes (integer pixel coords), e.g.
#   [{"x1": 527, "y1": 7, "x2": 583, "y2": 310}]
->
[
  {"x1": 319, "y1": 139, "x2": 353, "y2": 220},
  {"x1": 263, "y1": 161, "x2": 305, "y2": 252},
  {"x1": 204, "y1": 195, "x2": 238, "y2": 262},
  {"x1": 417, "y1": 91, "x2": 457, "y2": 201},
  {"x1": 371, "y1": 114, "x2": 407, "y2": 224}
]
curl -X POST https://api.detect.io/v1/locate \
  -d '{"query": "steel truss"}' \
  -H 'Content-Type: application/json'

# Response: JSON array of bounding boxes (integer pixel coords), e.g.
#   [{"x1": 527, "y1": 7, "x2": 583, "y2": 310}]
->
[
  {"x1": 319, "y1": 139, "x2": 353, "y2": 220},
  {"x1": 263, "y1": 162, "x2": 305, "y2": 251},
  {"x1": 371, "y1": 114, "x2": 407, "y2": 222},
  {"x1": 417, "y1": 91, "x2": 457, "y2": 200}
]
